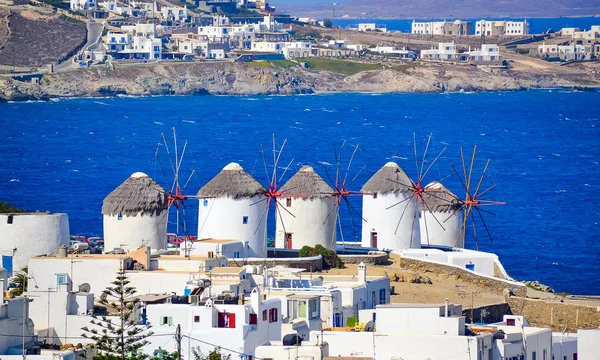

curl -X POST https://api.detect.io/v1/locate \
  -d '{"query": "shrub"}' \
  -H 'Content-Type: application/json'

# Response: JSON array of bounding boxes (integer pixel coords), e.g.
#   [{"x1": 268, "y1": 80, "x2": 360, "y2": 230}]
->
[{"x1": 299, "y1": 245, "x2": 344, "y2": 269}]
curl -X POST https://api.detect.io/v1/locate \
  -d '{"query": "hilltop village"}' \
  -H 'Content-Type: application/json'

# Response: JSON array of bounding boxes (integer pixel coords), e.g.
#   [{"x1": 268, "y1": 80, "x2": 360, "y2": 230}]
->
[
  {"x1": 1, "y1": 138, "x2": 600, "y2": 360},
  {"x1": 1, "y1": 0, "x2": 600, "y2": 99}
]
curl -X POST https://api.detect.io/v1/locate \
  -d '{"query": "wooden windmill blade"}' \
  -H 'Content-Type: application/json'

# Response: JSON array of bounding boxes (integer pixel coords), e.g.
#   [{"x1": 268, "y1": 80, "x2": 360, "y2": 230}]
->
[{"x1": 447, "y1": 145, "x2": 506, "y2": 250}]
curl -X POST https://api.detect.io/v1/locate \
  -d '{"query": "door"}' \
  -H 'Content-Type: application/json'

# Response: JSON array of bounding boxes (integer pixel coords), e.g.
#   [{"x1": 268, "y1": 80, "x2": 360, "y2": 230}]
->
[
  {"x1": 370, "y1": 232, "x2": 378, "y2": 248},
  {"x1": 285, "y1": 233, "x2": 293, "y2": 249}
]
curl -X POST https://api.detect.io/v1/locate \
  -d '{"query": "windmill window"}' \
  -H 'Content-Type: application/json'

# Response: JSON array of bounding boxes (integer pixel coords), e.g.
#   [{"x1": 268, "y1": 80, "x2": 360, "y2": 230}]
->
[
  {"x1": 373, "y1": 193, "x2": 377, "y2": 199},
  {"x1": 286, "y1": 198, "x2": 292, "y2": 207},
  {"x1": 7, "y1": 215, "x2": 13, "y2": 224},
  {"x1": 262, "y1": 309, "x2": 267, "y2": 321},
  {"x1": 56, "y1": 274, "x2": 67, "y2": 287},
  {"x1": 194, "y1": 315, "x2": 200, "y2": 323},
  {"x1": 242, "y1": 216, "x2": 248, "y2": 225},
  {"x1": 118, "y1": 213, "x2": 123, "y2": 220},
  {"x1": 203, "y1": 199, "x2": 209, "y2": 207}
]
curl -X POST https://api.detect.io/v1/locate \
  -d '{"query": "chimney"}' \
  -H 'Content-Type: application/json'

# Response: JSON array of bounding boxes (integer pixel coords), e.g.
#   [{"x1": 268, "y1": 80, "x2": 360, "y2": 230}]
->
[
  {"x1": 445, "y1": 298, "x2": 449, "y2": 317},
  {"x1": 358, "y1": 262, "x2": 367, "y2": 284},
  {"x1": 146, "y1": 246, "x2": 151, "y2": 271}
]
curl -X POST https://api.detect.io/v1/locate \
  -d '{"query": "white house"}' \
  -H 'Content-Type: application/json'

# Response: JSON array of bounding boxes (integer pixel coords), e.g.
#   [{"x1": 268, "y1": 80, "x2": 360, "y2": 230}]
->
[
  {"x1": 0, "y1": 212, "x2": 69, "y2": 272},
  {"x1": 360, "y1": 162, "x2": 420, "y2": 251},
  {"x1": 490, "y1": 315, "x2": 553, "y2": 360},
  {"x1": 468, "y1": 44, "x2": 501, "y2": 62},
  {"x1": 373, "y1": 45, "x2": 416, "y2": 58},
  {"x1": 356, "y1": 23, "x2": 386, "y2": 33},
  {"x1": 70, "y1": 0, "x2": 96, "y2": 11},
  {"x1": 160, "y1": 5, "x2": 188, "y2": 22},
  {"x1": 275, "y1": 166, "x2": 337, "y2": 251},
  {"x1": 250, "y1": 41, "x2": 311, "y2": 59},
  {"x1": 311, "y1": 302, "x2": 494, "y2": 360},
  {"x1": 538, "y1": 42, "x2": 587, "y2": 61},
  {"x1": 560, "y1": 27, "x2": 580, "y2": 36},
  {"x1": 197, "y1": 163, "x2": 268, "y2": 258},
  {"x1": 418, "y1": 181, "x2": 464, "y2": 248},
  {"x1": 104, "y1": 24, "x2": 162, "y2": 59},
  {"x1": 552, "y1": 332, "x2": 578, "y2": 360},
  {"x1": 475, "y1": 20, "x2": 529, "y2": 36},
  {"x1": 420, "y1": 42, "x2": 459, "y2": 60},
  {"x1": 0, "y1": 267, "x2": 36, "y2": 355},
  {"x1": 143, "y1": 288, "x2": 282, "y2": 359},
  {"x1": 411, "y1": 20, "x2": 471, "y2": 35},
  {"x1": 102, "y1": 172, "x2": 168, "y2": 253},
  {"x1": 578, "y1": 329, "x2": 600, "y2": 359}
]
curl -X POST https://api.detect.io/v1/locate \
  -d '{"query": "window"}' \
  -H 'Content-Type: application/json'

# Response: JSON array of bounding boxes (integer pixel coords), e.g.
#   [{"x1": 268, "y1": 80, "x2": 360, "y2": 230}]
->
[
  {"x1": 543, "y1": 349, "x2": 547, "y2": 360},
  {"x1": 160, "y1": 316, "x2": 173, "y2": 325},
  {"x1": 7, "y1": 215, "x2": 13, "y2": 224},
  {"x1": 373, "y1": 193, "x2": 377, "y2": 199},
  {"x1": 194, "y1": 315, "x2": 200, "y2": 323},
  {"x1": 262, "y1": 309, "x2": 267, "y2": 321},
  {"x1": 203, "y1": 199, "x2": 209, "y2": 206},
  {"x1": 56, "y1": 274, "x2": 68, "y2": 287},
  {"x1": 118, "y1": 213, "x2": 123, "y2": 220},
  {"x1": 242, "y1": 216, "x2": 248, "y2": 225},
  {"x1": 532, "y1": 352, "x2": 537, "y2": 360},
  {"x1": 217, "y1": 312, "x2": 235, "y2": 328},
  {"x1": 379, "y1": 288, "x2": 386, "y2": 304},
  {"x1": 506, "y1": 318, "x2": 516, "y2": 326},
  {"x1": 286, "y1": 198, "x2": 292, "y2": 207},
  {"x1": 249, "y1": 313, "x2": 257, "y2": 325},
  {"x1": 269, "y1": 308, "x2": 278, "y2": 323}
]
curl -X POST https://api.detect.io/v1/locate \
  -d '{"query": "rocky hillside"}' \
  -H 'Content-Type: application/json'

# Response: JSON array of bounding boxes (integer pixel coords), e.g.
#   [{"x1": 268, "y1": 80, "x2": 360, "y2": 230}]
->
[
  {"x1": 0, "y1": 60, "x2": 598, "y2": 101},
  {"x1": 0, "y1": 5, "x2": 86, "y2": 69}
]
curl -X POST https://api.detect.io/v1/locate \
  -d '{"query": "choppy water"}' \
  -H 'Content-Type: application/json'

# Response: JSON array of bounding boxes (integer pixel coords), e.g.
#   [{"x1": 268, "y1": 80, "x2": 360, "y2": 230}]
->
[{"x1": 1, "y1": 90, "x2": 599, "y2": 294}]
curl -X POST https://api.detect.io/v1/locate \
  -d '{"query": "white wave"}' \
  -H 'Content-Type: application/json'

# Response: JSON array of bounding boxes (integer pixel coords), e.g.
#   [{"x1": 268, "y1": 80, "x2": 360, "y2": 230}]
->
[
  {"x1": 94, "y1": 101, "x2": 109, "y2": 106},
  {"x1": 555, "y1": 189, "x2": 567, "y2": 193},
  {"x1": 318, "y1": 161, "x2": 333, "y2": 166},
  {"x1": 182, "y1": 120, "x2": 196, "y2": 124},
  {"x1": 89, "y1": 132, "x2": 94, "y2": 135},
  {"x1": 295, "y1": 121, "x2": 303, "y2": 125},
  {"x1": 552, "y1": 153, "x2": 560, "y2": 157},
  {"x1": 154, "y1": 121, "x2": 164, "y2": 125},
  {"x1": 72, "y1": 169, "x2": 79, "y2": 172},
  {"x1": 304, "y1": 108, "x2": 311, "y2": 112},
  {"x1": 65, "y1": 160, "x2": 72, "y2": 163},
  {"x1": 9, "y1": 179, "x2": 19, "y2": 182}
]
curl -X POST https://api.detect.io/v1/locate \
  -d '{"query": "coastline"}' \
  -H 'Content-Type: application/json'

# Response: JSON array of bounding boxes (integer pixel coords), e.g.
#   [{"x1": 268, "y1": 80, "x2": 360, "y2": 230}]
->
[{"x1": 1, "y1": 60, "x2": 598, "y2": 102}]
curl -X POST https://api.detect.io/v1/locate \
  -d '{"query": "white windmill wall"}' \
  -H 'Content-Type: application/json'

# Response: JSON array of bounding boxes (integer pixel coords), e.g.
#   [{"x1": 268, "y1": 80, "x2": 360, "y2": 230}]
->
[
  {"x1": 361, "y1": 193, "x2": 420, "y2": 251},
  {"x1": 198, "y1": 195, "x2": 268, "y2": 258},
  {"x1": 103, "y1": 212, "x2": 168, "y2": 253},
  {"x1": 274, "y1": 197, "x2": 337, "y2": 251},
  {"x1": 419, "y1": 211, "x2": 464, "y2": 248},
  {"x1": 0, "y1": 213, "x2": 70, "y2": 271}
]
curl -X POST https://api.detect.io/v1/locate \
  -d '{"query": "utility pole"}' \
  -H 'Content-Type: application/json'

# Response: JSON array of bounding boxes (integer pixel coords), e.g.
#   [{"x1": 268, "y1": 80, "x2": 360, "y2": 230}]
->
[{"x1": 175, "y1": 324, "x2": 182, "y2": 360}]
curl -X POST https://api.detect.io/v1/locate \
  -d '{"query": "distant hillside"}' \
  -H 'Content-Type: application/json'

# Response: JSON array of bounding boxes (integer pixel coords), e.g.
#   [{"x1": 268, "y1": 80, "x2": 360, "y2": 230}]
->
[{"x1": 279, "y1": 0, "x2": 600, "y2": 19}]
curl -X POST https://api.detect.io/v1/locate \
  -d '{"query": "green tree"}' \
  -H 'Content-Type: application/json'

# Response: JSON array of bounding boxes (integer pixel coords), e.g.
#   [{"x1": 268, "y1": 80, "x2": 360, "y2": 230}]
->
[
  {"x1": 82, "y1": 269, "x2": 153, "y2": 360},
  {"x1": 192, "y1": 347, "x2": 231, "y2": 360},
  {"x1": 10, "y1": 266, "x2": 29, "y2": 297},
  {"x1": 323, "y1": 18, "x2": 333, "y2": 28},
  {"x1": 0, "y1": 201, "x2": 25, "y2": 213}
]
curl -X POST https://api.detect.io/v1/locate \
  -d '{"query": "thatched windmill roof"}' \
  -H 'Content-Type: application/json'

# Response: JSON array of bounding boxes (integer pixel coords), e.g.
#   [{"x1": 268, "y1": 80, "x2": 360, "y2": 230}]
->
[
  {"x1": 197, "y1": 163, "x2": 266, "y2": 199},
  {"x1": 280, "y1": 166, "x2": 334, "y2": 199},
  {"x1": 102, "y1": 172, "x2": 167, "y2": 216},
  {"x1": 418, "y1": 181, "x2": 462, "y2": 213},
  {"x1": 361, "y1": 162, "x2": 413, "y2": 195}
]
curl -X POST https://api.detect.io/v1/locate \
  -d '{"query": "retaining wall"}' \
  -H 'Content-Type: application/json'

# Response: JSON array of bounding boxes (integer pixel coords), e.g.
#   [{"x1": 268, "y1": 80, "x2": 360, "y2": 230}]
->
[
  {"x1": 228, "y1": 254, "x2": 323, "y2": 271},
  {"x1": 338, "y1": 253, "x2": 389, "y2": 265},
  {"x1": 396, "y1": 255, "x2": 526, "y2": 297}
]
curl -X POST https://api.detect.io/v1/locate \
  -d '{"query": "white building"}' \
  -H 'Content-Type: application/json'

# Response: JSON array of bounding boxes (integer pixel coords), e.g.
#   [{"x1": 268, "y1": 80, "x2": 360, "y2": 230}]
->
[
  {"x1": 250, "y1": 41, "x2": 312, "y2": 59},
  {"x1": 420, "y1": 42, "x2": 459, "y2": 60},
  {"x1": 490, "y1": 315, "x2": 553, "y2": 360},
  {"x1": 560, "y1": 27, "x2": 580, "y2": 36},
  {"x1": 197, "y1": 163, "x2": 268, "y2": 258},
  {"x1": 311, "y1": 302, "x2": 493, "y2": 360},
  {"x1": 176, "y1": 39, "x2": 227, "y2": 59},
  {"x1": 538, "y1": 42, "x2": 587, "y2": 61},
  {"x1": 373, "y1": 45, "x2": 416, "y2": 58},
  {"x1": 360, "y1": 162, "x2": 420, "y2": 251},
  {"x1": 70, "y1": 0, "x2": 96, "y2": 11},
  {"x1": 475, "y1": 20, "x2": 529, "y2": 36},
  {"x1": 275, "y1": 166, "x2": 337, "y2": 251},
  {"x1": 102, "y1": 172, "x2": 168, "y2": 253},
  {"x1": 468, "y1": 44, "x2": 501, "y2": 62},
  {"x1": 552, "y1": 332, "x2": 578, "y2": 360},
  {"x1": 104, "y1": 24, "x2": 162, "y2": 59},
  {"x1": 143, "y1": 288, "x2": 282, "y2": 359},
  {"x1": 160, "y1": 5, "x2": 188, "y2": 22},
  {"x1": 256, "y1": 341, "x2": 328, "y2": 360},
  {"x1": 0, "y1": 267, "x2": 36, "y2": 355},
  {"x1": 418, "y1": 181, "x2": 464, "y2": 248},
  {"x1": 578, "y1": 329, "x2": 600, "y2": 359},
  {"x1": 356, "y1": 23, "x2": 387, "y2": 33},
  {"x1": 0, "y1": 212, "x2": 69, "y2": 272},
  {"x1": 411, "y1": 20, "x2": 472, "y2": 35}
]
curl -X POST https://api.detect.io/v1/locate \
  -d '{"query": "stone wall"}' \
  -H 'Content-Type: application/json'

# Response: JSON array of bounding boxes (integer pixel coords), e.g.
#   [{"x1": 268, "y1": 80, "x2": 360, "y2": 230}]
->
[
  {"x1": 463, "y1": 303, "x2": 513, "y2": 324},
  {"x1": 507, "y1": 296, "x2": 600, "y2": 332},
  {"x1": 397, "y1": 256, "x2": 526, "y2": 297},
  {"x1": 228, "y1": 255, "x2": 323, "y2": 271},
  {"x1": 339, "y1": 253, "x2": 389, "y2": 265}
]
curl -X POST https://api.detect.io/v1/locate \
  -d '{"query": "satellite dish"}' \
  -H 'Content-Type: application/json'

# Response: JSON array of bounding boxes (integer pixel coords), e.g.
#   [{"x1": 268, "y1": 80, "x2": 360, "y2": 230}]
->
[
  {"x1": 78, "y1": 283, "x2": 91, "y2": 293},
  {"x1": 364, "y1": 321, "x2": 374, "y2": 332},
  {"x1": 100, "y1": 292, "x2": 108, "y2": 302}
]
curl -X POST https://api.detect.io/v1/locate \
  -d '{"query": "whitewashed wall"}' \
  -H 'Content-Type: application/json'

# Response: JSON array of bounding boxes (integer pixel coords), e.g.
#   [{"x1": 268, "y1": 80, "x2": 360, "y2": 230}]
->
[
  {"x1": 275, "y1": 197, "x2": 337, "y2": 251},
  {"x1": 0, "y1": 213, "x2": 69, "y2": 271},
  {"x1": 103, "y1": 212, "x2": 168, "y2": 253},
  {"x1": 361, "y1": 193, "x2": 420, "y2": 251},
  {"x1": 419, "y1": 210, "x2": 464, "y2": 248},
  {"x1": 198, "y1": 196, "x2": 267, "y2": 258}
]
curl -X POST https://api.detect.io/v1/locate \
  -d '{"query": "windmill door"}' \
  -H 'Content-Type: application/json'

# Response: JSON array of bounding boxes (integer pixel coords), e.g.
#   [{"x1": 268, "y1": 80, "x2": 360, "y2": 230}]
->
[
  {"x1": 285, "y1": 233, "x2": 293, "y2": 249},
  {"x1": 370, "y1": 232, "x2": 377, "y2": 248}
]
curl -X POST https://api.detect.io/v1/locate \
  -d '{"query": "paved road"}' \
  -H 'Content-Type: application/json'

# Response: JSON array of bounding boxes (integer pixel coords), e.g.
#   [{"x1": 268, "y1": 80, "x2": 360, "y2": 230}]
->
[{"x1": 55, "y1": 21, "x2": 103, "y2": 72}]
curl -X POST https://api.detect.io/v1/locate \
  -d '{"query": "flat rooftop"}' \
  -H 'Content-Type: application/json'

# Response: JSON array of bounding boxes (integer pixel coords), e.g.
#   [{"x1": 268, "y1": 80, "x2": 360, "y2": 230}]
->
[
  {"x1": 206, "y1": 267, "x2": 245, "y2": 274},
  {"x1": 377, "y1": 303, "x2": 446, "y2": 309},
  {"x1": 196, "y1": 238, "x2": 241, "y2": 244}
]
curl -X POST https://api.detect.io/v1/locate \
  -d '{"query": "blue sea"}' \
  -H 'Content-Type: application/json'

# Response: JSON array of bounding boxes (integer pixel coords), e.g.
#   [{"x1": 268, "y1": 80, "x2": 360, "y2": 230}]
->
[
  {"x1": 1, "y1": 91, "x2": 600, "y2": 295},
  {"x1": 333, "y1": 17, "x2": 600, "y2": 34}
]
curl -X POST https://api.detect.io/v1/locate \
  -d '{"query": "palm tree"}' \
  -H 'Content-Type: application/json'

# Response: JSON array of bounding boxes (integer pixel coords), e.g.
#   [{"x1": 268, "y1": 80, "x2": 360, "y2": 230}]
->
[{"x1": 10, "y1": 267, "x2": 29, "y2": 297}]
